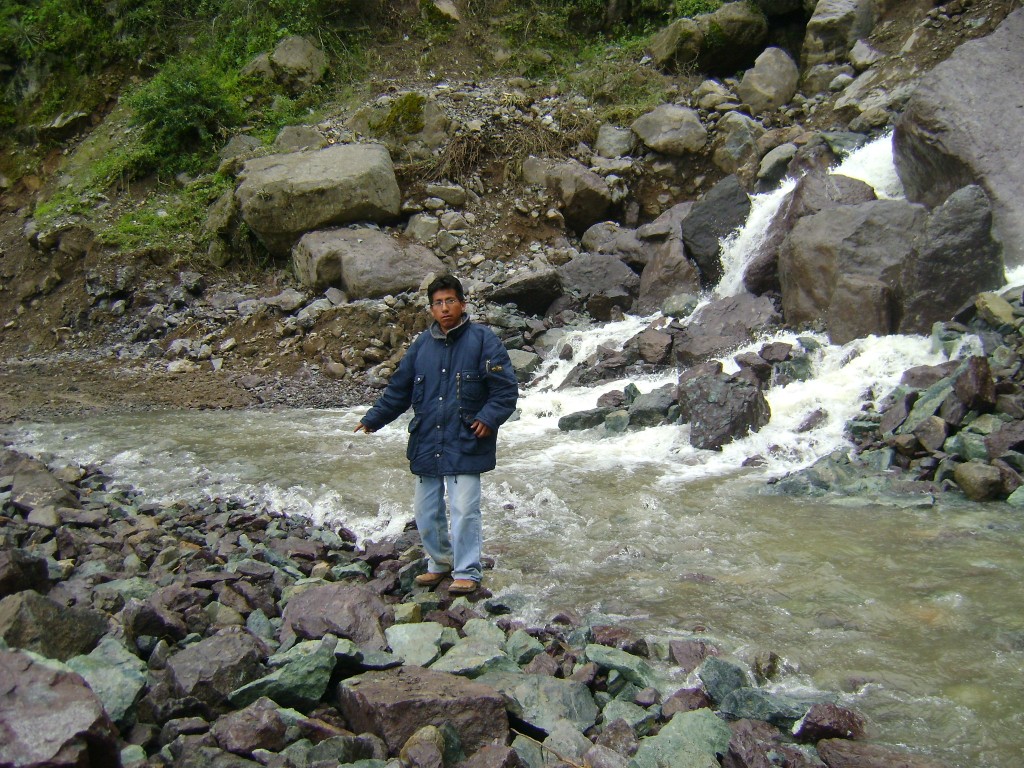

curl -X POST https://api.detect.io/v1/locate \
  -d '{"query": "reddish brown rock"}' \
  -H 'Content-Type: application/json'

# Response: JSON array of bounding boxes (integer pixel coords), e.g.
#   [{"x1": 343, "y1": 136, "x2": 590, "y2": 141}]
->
[
  {"x1": 0, "y1": 649, "x2": 120, "y2": 768},
  {"x1": 336, "y1": 666, "x2": 509, "y2": 755}
]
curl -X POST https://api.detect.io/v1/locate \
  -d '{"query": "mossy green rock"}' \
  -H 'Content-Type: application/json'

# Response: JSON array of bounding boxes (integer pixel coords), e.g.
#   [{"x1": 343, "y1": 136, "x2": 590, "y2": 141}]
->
[{"x1": 630, "y1": 708, "x2": 732, "y2": 768}]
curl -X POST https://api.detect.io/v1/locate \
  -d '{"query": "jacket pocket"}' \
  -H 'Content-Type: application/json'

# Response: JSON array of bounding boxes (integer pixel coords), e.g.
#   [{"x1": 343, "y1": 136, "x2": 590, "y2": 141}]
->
[
  {"x1": 411, "y1": 374, "x2": 426, "y2": 407},
  {"x1": 406, "y1": 415, "x2": 422, "y2": 461},
  {"x1": 459, "y1": 414, "x2": 496, "y2": 456},
  {"x1": 457, "y1": 371, "x2": 486, "y2": 409}
]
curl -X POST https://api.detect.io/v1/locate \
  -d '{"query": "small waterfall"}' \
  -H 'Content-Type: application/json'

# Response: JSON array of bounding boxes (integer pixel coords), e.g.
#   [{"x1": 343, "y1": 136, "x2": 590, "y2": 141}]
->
[{"x1": 516, "y1": 132, "x2": 953, "y2": 479}]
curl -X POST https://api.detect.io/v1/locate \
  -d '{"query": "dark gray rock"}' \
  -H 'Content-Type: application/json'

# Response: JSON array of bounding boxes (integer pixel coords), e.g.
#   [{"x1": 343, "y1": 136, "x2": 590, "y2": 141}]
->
[
  {"x1": 546, "y1": 160, "x2": 613, "y2": 233},
  {"x1": 0, "y1": 549, "x2": 50, "y2": 598},
  {"x1": 681, "y1": 175, "x2": 751, "y2": 287},
  {"x1": 894, "y1": 8, "x2": 1024, "y2": 267},
  {"x1": 635, "y1": 327, "x2": 673, "y2": 365},
  {"x1": 487, "y1": 270, "x2": 563, "y2": 316},
  {"x1": 0, "y1": 591, "x2": 107, "y2": 661},
  {"x1": 211, "y1": 697, "x2": 288, "y2": 757},
  {"x1": 558, "y1": 408, "x2": 614, "y2": 432},
  {"x1": 637, "y1": 238, "x2": 701, "y2": 314},
  {"x1": 581, "y1": 222, "x2": 656, "y2": 270},
  {"x1": 952, "y1": 356, "x2": 997, "y2": 413},
  {"x1": 557, "y1": 253, "x2": 640, "y2": 314},
  {"x1": 166, "y1": 629, "x2": 268, "y2": 707},
  {"x1": 900, "y1": 186, "x2": 1005, "y2": 334},
  {"x1": 629, "y1": 384, "x2": 677, "y2": 427},
  {"x1": 793, "y1": 702, "x2": 867, "y2": 742}
]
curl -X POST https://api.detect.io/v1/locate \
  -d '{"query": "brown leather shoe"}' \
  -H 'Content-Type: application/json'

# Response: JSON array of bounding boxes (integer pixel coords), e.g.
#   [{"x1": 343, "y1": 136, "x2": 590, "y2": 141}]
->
[
  {"x1": 448, "y1": 579, "x2": 479, "y2": 595},
  {"x1": 414, "y1": 571, "x2": 450, "y2": 586}
]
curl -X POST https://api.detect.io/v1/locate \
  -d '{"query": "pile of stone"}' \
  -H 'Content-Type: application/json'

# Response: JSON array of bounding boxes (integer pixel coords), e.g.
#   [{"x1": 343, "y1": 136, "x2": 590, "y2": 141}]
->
[
  {"x1": 0, "y1": 447, "x2": 944, "y2": 767},
  {"x1": 774, "y1": 287, "x2": 1024, "y2": 504}
]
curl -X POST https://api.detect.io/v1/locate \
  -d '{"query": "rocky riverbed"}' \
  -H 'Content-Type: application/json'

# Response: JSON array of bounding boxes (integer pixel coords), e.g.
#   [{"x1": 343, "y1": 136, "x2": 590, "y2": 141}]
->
[{"x1": 0, "y1": 445, "x2": 951, "y2": 768}]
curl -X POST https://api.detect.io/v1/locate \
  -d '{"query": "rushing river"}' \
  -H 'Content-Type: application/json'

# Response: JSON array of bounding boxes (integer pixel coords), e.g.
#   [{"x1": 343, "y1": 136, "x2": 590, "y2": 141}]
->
[{"x1": 9, "y1": 136, "x2": 1024, "y2": 767}]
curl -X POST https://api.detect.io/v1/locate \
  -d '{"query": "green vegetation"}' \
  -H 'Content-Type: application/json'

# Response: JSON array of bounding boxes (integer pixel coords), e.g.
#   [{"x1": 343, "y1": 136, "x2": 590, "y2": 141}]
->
[
  {"x1": 5, "y1": 0, "x2": 691, "y2": 263},
  {"x1": 565, "y1": 34, "x2": 671, "y2": 124},
  {"x1": 674, "y1": 0, "x2": 722, "y2": 17},
  {"x1": 371, "y1": 92, "x2": 428, "y2": 137},
  {"x1": 126, "y1": 58, "x2": 243, "y2": 177},
  {"x1": 103, "y1": 174, "x2": 234, "y2": 253}
]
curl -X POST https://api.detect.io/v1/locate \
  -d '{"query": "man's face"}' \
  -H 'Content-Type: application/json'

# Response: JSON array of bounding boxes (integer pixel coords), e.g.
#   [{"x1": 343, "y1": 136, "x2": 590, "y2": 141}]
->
[{"x1": 429, "y1": 288, "x2": 466, "y2": 332}]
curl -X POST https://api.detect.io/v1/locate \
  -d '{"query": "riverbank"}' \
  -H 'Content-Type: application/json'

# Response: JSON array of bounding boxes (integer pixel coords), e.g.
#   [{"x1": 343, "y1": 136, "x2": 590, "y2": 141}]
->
[{"x1": 0, "y1": 445, "x2": 949, "y2": 768}]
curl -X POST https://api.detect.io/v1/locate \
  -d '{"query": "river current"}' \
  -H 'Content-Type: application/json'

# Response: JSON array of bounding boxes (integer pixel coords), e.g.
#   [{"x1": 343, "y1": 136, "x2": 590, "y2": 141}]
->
[{"x1": 10, "y1": 136, "x2": 1024, "y2": 766}]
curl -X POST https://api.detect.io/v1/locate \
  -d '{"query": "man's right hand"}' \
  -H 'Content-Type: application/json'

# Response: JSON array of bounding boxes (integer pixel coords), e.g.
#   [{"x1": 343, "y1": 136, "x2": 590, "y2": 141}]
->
[{"x1": 354, "y1": 422, "x2": 375, "y2": 434}]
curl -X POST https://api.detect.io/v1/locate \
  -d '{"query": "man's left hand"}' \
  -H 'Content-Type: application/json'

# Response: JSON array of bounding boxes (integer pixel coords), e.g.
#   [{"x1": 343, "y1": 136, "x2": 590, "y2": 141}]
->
[{"x1": 470, "y1": 420, "x2": 493, "y2": 438}]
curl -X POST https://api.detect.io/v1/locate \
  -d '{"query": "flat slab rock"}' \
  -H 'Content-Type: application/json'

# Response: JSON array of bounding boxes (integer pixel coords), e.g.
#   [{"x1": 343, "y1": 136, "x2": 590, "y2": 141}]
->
[{"x1": 336, "y1": 665, "x2": 509, "y2": 755}]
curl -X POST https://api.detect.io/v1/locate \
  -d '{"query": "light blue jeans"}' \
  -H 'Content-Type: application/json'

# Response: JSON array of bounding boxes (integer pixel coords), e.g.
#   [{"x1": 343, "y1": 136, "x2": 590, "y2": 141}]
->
[{"x1": 413, "y1": 474, "x2": 482, "y2": 582}]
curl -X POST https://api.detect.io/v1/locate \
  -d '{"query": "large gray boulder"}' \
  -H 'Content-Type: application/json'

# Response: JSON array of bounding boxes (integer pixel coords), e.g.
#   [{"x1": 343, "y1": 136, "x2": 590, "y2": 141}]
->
[
  {"x1": 346, "y1": 92, "x2": 451, "y2": 162},
  {"x1": 743, "y1": 170, "x2": 877, "y2": 295},
  {"x1": 631, "y1": 104, "x2": 707, "y2": 156},
  {"x1": 0, "y1": 649, "x2": 120, "y2": 768},
  {"x1": 649, "y1": 2, "x2": 769, "y2": 74},
  {"x1": 894, "y1": 7, "x2": 1024, "y2": 266},
  {"x1": 337, "y1": 666, "x2": 509, "y2": 754},
  {"x1": 235, "y1": 143, "x2": 401, "y2": 256},
  {"x1": 737, "y1": 47, "x2": 800, "y2": 115},
  {"x1": 699, "y1": 1, "x2": 771, "y2": 75},
  {"x1": 900, "y1": 186, "x2": 1005, "y2": 334},
  {"x1": 292, "y1": 227, "x2": 445, "y2": 296},
  {"x1": 801, "y1": 0, "x2": 875, "y2": 70},
  {"x1": 681, "y1": 175, "x2": 751, "y2": 287},
  {"x1": 557, "y1": 253, "x2": 640, "y2": 319},
  {"x1": 778, "y1": 199, "x2": 928, "y2": 343},
  {"x1": 637, "y1": 238, "x2": 701, "y2": 315},
  {"x1": 242, "y1": 35, "x2": 328, "y2": 95},
  {"x1": 487, "y1": 270, "x2": 563, "y2": 316},
  {"x1": 582, "y1": 222, "x2": 658, "y2": 270},
  {"x1": 648, "y1": 18, "x2": 703, "y2": 73},
  {"x1": 546, "y1": 160, "x2": 613, "y2": 233},
  {"x1": 269, "y1": 35, "x2": 328, "y2": 93},
  {"x1": 672, "y1": 293, "x2": 781, "y2": 365},
  {"x1": 712, "y1": 112, "x2": 765, "y2": 179}
]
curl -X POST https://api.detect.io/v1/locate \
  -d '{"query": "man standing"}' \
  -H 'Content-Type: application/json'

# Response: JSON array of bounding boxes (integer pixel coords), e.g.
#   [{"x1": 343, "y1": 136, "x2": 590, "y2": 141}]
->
[{"x1": 355, "y1": 275, "x2": 519, "y2": 594}]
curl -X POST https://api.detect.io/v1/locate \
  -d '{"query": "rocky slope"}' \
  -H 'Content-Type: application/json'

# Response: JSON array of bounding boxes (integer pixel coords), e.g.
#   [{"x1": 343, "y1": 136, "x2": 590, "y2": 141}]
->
[{"x1": 0, "y1": 0, "x2": 1020, "y2": 427}]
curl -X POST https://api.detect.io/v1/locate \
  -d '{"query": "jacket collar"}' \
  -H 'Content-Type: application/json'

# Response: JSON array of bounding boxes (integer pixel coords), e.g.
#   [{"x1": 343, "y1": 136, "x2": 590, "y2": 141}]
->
[{"x1": 430, "y1": 314, "x2": 470, "y2": 340}]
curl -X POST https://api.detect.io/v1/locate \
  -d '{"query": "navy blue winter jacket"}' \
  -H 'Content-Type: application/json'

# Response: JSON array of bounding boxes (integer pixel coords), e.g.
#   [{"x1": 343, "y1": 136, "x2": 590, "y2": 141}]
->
[{"x1": 361, "y1": 318, "x2": 519, "y2": 477}]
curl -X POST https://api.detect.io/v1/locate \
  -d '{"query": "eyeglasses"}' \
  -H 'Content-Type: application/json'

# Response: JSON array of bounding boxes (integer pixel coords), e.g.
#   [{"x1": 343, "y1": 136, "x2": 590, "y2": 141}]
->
[{"x1": 430, "y1": 298, "x2": 463, "y2": 308}]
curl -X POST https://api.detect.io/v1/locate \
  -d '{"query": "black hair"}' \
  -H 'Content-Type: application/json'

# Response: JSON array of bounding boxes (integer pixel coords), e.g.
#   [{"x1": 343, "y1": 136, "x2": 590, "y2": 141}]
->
[{"x1": 427, "y1": 274, "x2": 465, "y2": 302}]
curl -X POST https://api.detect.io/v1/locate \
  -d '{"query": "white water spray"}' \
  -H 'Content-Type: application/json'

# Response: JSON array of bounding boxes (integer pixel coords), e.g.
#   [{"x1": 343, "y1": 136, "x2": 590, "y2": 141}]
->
[{"x1": 509, "y1": 132, "x2": 957, "y2": 482}]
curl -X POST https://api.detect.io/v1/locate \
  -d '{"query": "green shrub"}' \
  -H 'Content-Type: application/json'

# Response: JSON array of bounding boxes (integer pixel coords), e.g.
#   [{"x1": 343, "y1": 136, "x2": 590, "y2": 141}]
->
[
  {"x1": 126, "y1": 58, "x2": 242, "y2": 175},
  {"x1": 674, "y1": 0, "x2": 721, "y2": 17}
]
